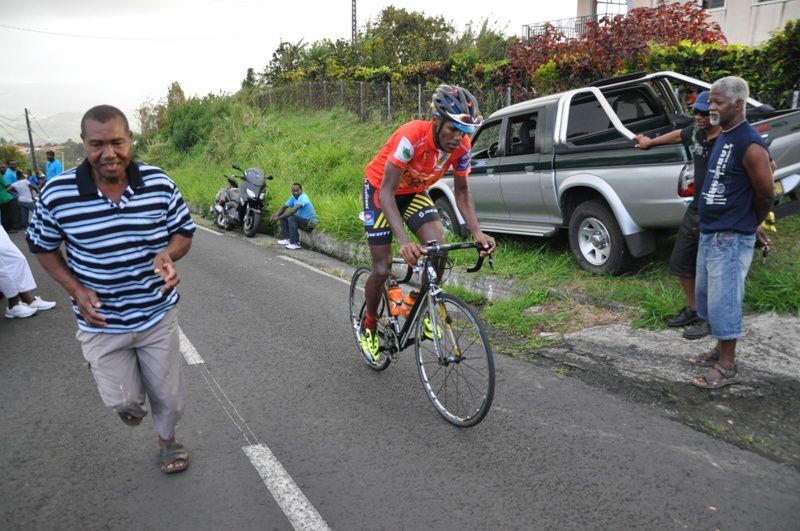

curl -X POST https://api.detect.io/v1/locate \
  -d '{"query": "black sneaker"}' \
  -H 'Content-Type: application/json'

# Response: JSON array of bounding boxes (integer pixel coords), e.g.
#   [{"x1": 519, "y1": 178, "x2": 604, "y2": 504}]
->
[
  {"x1": 666, "y1": 306, "x2": 698, "y2": 328},
  {"x1": 683, "y1": 319, "x2": 711, "y2": 340}
]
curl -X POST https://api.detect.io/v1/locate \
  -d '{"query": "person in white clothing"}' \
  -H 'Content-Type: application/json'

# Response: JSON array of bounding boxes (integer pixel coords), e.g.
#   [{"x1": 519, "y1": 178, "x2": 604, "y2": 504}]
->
[
  {"x1": 0, "y1": 226, "x2": 56, "y2": 318},
  {"x1": 7, "y1": 171, "x2": 36, "y2": 229}
]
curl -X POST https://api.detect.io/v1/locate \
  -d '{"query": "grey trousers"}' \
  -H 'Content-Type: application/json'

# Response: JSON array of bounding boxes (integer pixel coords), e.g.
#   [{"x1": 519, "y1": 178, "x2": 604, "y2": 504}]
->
[{"x1": 76, "y1": 307, "x2": 185, "y2": 440}]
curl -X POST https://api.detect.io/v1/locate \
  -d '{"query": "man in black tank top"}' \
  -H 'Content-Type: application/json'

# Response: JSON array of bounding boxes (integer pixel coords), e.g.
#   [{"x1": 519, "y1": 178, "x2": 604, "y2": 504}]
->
[{"x1": 689, "y1": 76, "x2": 774, "y2": 389}]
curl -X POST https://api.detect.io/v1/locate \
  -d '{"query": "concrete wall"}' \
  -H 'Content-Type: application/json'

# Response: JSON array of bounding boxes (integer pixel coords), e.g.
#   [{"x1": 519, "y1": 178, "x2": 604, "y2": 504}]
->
[{"x1": 624, "y1": 0, "x2": 799, "y2": 45}]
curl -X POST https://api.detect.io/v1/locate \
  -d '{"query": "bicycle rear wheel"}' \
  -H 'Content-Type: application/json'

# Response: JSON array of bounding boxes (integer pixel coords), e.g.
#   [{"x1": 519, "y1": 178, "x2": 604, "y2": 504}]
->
[
  {"x1": 415, "y1": 293, "x2": 495, "y2": 427},
  {"x1": 349, "y1": 267, "x2": 391, "y2": 371}
]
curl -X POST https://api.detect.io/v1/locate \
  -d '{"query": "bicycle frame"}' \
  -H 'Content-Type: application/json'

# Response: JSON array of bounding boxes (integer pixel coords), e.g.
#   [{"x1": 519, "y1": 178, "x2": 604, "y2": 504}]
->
[{"x1": 382, "y1": 241, "x2": 490, "y2": 359}]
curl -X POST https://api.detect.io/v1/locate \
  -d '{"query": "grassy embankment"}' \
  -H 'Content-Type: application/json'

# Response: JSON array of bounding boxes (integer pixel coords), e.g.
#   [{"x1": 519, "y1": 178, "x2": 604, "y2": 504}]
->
[{"x1": 141, "y1": 101, "x2": 800, "y2": 341}]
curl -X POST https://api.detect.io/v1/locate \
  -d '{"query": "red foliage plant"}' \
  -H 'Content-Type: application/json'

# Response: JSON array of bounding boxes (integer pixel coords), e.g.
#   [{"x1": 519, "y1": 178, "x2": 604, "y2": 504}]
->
[{"x1": 497, "y1": 0, "x2": 727, "y2": 97}]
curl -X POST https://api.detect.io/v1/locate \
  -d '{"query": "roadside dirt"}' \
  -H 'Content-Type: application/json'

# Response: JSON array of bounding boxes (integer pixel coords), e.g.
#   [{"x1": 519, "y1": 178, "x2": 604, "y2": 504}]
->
[{"x1": 490, "y1": 304, "x2": 800, "y2": 469}]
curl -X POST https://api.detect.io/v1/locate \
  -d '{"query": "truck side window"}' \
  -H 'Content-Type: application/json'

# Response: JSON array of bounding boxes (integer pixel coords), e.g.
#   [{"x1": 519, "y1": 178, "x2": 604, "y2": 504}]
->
[
  {"x1": 471, "y1": 121, "x2": 502, "y2": 160},
  {"x1": 508, "y1": 112, "x2": 539, "y2": 156},
  {"x1": 566, "y1": 88, "x2": 659, "y2": 143}
]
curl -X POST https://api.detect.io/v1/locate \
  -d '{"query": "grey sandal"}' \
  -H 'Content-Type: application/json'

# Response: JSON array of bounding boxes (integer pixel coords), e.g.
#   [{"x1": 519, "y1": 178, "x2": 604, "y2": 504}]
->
[
  {"x1": 692, "y1": 363, "x2": 739, "y2": 389},
  {"x1": 118, "y1": 412, "x2": 143, "y2": 427},
  {"x1": 160, "y1": 442, "x2": 190, "y2": 474},
  {"x1": 688, "y1": 347, "x2": 720, "y2": 367}
]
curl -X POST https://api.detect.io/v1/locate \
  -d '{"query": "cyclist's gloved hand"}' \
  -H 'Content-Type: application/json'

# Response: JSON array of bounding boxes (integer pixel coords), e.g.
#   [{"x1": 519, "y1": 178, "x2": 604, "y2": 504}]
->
[
  {"x1": 474, "y1": 232, "x2": 496, "y2": 256},
  {"x1": 399, "y1": 241, "x2": 424, "y2": 266}
]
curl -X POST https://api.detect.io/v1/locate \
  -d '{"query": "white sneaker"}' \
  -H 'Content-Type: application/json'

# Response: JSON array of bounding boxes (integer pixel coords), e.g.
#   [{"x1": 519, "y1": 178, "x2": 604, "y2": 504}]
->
[
  {"x1": 285, "y1": 243, "x2": 302, "y2": 250},
  {"x1": 5, "y1": 304, "x2": 37, "y2": 319},
  {"x1": 27, "y1": 296, "x2": 56, "y2": 311},
  {"x1": 276, "y1": 239, "x2": 290, "y2": 245}
]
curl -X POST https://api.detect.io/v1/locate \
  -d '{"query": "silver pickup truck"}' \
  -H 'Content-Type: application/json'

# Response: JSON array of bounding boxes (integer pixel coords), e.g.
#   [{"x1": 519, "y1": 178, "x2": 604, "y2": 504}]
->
[{"x1": 430, "y1": 71, "x2": 800, "y2": 274}]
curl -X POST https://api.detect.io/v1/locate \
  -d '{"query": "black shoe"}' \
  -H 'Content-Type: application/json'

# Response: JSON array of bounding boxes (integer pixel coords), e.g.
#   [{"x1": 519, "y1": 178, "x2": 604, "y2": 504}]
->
[
  {"x1": 683, "y1": 319, "x2": 711, "y2": 340},
  {"x1": 666, "y1": 306, "x2": 698, "y2": 328}
]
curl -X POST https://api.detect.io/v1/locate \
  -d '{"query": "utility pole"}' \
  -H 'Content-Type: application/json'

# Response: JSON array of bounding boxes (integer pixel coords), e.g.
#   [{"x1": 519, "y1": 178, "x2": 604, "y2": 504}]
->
[
  {"x1": 351, "y1": 0, "x2": 357, "y2": 44},
  {"x1": 24, "y1": 108, "x2": 40, "y2": 175}
]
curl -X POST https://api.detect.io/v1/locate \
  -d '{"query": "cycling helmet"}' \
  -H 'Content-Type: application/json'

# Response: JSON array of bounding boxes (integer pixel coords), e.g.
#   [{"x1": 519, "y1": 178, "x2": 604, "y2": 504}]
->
[{"x1": 431, "y1": 84, "x2": 482, "y2": 134}]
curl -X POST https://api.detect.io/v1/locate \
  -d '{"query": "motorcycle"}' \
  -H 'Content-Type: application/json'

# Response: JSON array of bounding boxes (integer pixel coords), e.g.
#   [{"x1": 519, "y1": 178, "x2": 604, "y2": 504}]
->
[{"x1": 210, "y1": 163, "x2": 272, "y2": 237}]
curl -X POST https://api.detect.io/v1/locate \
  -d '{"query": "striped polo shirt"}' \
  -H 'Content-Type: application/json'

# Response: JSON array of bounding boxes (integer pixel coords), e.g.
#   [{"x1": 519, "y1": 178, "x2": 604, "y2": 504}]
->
[{"x1": 26, "y1": 159, "x2": 196, "y2": 333}]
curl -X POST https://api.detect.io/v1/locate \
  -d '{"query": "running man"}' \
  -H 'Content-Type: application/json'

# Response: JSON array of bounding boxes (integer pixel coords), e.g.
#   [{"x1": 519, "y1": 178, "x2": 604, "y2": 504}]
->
[{"x1": 359, "y1": 84, "x2": 496, "y2": 360}]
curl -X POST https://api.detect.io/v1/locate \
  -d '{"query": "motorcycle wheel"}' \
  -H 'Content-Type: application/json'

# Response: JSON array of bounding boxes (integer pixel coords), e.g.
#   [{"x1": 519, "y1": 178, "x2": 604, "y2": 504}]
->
[
  {"x1": 243, "y1": 210, "x2": 260, "y2": 237},
  {"x1": 215, "y1": 210, "x2": 230, "y2": 230}
]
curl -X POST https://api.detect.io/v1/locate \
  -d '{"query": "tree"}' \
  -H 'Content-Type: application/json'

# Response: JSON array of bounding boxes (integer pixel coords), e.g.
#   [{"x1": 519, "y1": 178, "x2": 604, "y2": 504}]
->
[
  {"x1": 499, "y1": 0, "x2": 726, "y2": 96},
  {"x1": 241, "y1": 67, "x2": 257, "y2": 90},
  {"x1": 166, "y1": 81, "x2": 186, "y2": 107},
  {"x1": 262, "y1": 40, "x2": 307, "y2": 86},
  {"x1": 361, "y1": 7, "x2": 454, "y2": 67},
  {"x1": 0, "y1": 145, "x2": 23, "y2": 167}
]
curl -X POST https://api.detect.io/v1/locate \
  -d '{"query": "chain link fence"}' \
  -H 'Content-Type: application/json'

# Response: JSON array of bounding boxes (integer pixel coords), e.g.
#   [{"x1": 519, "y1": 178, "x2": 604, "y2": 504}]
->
[{"x1": 247, "y1": 81, "x2": 539, "y2": 122}]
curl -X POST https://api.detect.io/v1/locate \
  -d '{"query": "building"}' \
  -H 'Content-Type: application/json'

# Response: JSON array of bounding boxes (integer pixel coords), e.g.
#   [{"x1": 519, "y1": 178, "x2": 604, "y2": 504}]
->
[{"x1": 525, "y1": 1, "x2": 799, "y2": 45}]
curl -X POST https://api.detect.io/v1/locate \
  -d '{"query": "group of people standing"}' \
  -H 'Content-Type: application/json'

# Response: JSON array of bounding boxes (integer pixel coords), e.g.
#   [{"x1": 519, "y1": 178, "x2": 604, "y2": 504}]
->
[
  {"x1": 635, "y1": 76, "x2": 775, "y2": 389},
  {"x1": 0, "y1": 151, "x2": 62, "y2": 231}
]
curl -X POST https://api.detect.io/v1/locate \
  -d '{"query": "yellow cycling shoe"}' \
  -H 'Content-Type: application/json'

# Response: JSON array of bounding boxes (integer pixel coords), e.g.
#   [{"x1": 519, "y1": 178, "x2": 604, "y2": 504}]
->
[
  {"x1": 360, "y1": 327, "x2": 381, "y2": 362},
  {"x1": 422, "y1": 316, "x2": 443, "y2": 341}
]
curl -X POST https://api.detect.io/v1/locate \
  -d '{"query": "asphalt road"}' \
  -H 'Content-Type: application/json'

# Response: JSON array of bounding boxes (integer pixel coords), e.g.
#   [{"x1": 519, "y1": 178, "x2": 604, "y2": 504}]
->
[{"x1": 1, "y1": 227, "x2": 798, "y2": 530}]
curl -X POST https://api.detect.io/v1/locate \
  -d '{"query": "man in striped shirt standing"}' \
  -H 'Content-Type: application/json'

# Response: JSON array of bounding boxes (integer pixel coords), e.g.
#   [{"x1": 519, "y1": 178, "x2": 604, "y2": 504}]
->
[{"x1": 27, "y1": 105, "x2": 196, "y2": 474}]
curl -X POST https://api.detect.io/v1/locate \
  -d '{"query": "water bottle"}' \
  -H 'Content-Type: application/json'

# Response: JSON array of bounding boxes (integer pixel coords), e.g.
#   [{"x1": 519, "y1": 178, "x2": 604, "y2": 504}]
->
[
  {"x1": 387, "y1": 279, "x2": 407, "y2": 317},
  {"x1": 403, "y1": 288, "x2": 419, "y2": 311}
]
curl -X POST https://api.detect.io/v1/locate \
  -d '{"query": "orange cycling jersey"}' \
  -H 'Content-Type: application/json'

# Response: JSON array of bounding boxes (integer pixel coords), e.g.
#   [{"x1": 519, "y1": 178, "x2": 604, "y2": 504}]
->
[{"x1": 364, "y1": 120, "x2": 472, "y2": 195}]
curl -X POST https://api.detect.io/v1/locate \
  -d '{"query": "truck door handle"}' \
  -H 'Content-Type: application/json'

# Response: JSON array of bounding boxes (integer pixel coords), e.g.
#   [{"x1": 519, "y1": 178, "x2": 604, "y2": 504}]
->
[
  {"x1": 487, "y1": 169, "x2": 495, "y2": 175},
  {"x1": 524, "y1": 165, "x2": 534, "y2": 172}
]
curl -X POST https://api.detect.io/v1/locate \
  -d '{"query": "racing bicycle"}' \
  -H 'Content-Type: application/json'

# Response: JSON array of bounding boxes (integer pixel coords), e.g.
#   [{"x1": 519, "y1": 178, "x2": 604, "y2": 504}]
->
[{"x1": 348, "y1": 241, "x2": 495, "y2": 427}]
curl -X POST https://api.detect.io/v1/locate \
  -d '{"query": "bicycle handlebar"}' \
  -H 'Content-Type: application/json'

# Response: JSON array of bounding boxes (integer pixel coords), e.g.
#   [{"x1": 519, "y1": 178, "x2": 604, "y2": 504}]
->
[{"x1": 391, "y1": 241, "x2": 493, "y2": 281}]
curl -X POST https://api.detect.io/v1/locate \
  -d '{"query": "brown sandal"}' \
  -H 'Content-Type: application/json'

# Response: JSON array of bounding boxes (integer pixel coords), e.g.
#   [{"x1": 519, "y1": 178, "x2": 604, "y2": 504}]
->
[
  {"x1": 688, "y1": 347, "x2": 720, "y2": 367},
  {"x1": 692, "y1": 364, "x2": 740, "y2": 389}
]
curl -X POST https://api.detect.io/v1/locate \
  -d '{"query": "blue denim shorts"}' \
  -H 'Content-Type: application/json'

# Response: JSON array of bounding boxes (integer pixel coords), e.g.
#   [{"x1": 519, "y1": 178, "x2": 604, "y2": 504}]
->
[{"x1": 695, "y1": 232, "x2": 755, "y2": 339}]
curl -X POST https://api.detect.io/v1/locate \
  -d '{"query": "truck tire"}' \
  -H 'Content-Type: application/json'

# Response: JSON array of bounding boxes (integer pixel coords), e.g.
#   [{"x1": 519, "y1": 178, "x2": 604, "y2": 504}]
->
[
  {"x1": 568, "y1": 200, "x2": 630, "y2": 275},
  {"x1": 435, "y1": 197, "x2": 465, "y2": 237}
]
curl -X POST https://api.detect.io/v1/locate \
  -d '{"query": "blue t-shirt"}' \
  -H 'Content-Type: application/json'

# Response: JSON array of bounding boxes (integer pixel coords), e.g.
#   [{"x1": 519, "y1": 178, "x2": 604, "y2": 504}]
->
[
  {"x1": 285, "y1": 192, "x2": 317, "y2": 222},
  {"x1": 46, "y1": 159, "x2": 63, "y2": 180},
  {"x1": 699, "y1": 120, "x2": 767, "y2": 234},
  {"x1": 3, "y1": 169, "x2": 16, "y2": 187}
]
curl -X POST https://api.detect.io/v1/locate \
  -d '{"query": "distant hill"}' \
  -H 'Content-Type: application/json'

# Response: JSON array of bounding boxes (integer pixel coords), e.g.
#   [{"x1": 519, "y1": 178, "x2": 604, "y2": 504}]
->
[{"x1": 33, "y1": 112, "x2": 83, "y2": 144}]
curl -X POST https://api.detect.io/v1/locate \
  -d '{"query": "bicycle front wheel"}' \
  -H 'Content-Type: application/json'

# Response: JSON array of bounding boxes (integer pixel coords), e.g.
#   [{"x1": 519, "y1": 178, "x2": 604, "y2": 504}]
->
[
  {"x1": 415, "y1": 293, "x2": 495, "y2": 427},
  {"x1": 349, "y1": 267, "x2": 391, "y2": 371}
]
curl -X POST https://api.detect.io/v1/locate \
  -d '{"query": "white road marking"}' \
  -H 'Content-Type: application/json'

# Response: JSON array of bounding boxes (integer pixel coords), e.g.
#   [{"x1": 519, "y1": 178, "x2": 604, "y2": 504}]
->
[
  {"x1": 196, "y1": 225, "x2": 221, "y2": 235},
  {"x1": 179, "y1": 327, "x2": 330, "y2": 530},
  {"x1": 244, "y1": 444, "x2": 332, "y2": 531},
  {"x1": 179, "y1": 328, "x2": 204, "y2": 365},
  {"x1": 278, "y1": 255, "x2": 350, "y2": 286}
]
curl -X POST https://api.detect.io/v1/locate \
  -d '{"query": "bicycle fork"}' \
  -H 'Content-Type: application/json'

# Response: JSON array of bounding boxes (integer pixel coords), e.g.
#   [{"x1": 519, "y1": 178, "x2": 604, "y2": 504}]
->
[{"x1": 425, "y1": 287, "x2": 462, "y2": 365}]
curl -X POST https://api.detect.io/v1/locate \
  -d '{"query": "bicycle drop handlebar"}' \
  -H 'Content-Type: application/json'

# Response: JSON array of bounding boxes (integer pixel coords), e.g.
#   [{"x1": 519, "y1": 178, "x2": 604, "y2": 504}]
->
[{"x1": 392, "y1": 241, "x2": 493, "y2": 283}]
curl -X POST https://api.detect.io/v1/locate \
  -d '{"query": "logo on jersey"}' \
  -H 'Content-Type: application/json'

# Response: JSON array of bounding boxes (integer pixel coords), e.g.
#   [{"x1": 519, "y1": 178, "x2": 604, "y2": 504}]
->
[{"x1": 394, "y1": 137, "x2": 414, "y2": 163}]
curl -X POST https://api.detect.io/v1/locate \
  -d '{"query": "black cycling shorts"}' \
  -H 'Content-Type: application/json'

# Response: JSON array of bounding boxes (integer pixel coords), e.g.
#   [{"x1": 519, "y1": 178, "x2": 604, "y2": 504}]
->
[
  {"x1": 362, "y1": 178, "x2": 440, "y2": 246},
  {"x1": 669, "y1": 206, "x2": 700, "y2": 278}
]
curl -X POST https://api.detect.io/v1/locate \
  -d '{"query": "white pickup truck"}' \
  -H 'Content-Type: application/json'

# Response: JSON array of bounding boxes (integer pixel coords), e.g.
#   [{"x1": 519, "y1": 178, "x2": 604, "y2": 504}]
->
[{"x1": 430, "y1": 71, "x2": 800, "y2": 274}]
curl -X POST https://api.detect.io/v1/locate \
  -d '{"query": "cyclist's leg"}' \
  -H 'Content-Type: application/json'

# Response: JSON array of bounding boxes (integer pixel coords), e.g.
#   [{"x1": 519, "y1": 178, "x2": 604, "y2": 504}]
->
[
  {"x1": 361, "y1": 177, "x2": 394, "y2": 332},
  {"x1": 365, "y1": 245, "x2": 392, "y2": 323}
]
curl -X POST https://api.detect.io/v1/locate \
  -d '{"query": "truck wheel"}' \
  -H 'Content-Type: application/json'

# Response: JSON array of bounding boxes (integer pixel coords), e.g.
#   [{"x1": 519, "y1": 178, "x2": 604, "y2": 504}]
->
[
  {"x1": 435, "y1": 197, "x2": 465, "y2": 237},
  {"x1": 568, "y1": 200, "x2": 630, "y2": 275}
]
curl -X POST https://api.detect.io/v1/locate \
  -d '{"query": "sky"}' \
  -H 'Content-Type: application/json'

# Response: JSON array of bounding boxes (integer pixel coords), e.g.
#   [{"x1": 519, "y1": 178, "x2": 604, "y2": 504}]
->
[{"x1": 0, "y1": 0, "x2": 577, "y2": 142}]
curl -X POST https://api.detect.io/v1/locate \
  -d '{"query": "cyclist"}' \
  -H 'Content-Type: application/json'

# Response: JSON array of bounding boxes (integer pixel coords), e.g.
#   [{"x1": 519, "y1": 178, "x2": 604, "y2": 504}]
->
[{"x1": 359, "y1": 84, "x2": 496, "y2": 361}]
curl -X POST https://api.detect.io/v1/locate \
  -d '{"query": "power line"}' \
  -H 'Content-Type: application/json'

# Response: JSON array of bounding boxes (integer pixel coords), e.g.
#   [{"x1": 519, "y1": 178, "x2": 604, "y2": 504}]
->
[
  {"x1": 0, "y1": 113, "x2": 25, "y2": 121},
  {"x1": 0, "y1": 117, "x2": 28, "y2": 132},
  {"x1": 29, "y1": 112, "x2": 54, "y2": 144},
  {"x1": 0, "y1": 22, "x2": 236, "y2": 42}
]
